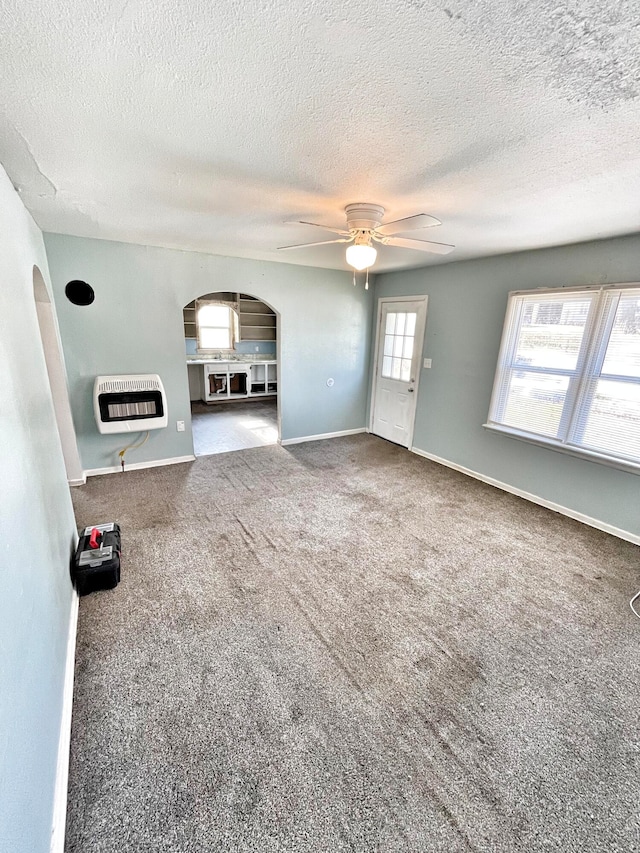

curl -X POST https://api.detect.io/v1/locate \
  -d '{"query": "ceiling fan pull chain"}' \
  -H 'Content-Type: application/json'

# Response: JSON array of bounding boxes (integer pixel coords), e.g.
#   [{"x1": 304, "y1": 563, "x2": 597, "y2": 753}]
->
[
  {"x1": 365, "y1": 267, "x2": 369, "y2": 290},
  {"x1": 353, "y1": 269, "x2": 356, "y2": 287}
]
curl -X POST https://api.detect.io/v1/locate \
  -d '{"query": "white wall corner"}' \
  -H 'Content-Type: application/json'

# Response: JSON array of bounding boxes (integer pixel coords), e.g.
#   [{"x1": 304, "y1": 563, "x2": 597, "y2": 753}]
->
[{"x1": 50, "y1": 591, "x2": 79, "y2": 853}]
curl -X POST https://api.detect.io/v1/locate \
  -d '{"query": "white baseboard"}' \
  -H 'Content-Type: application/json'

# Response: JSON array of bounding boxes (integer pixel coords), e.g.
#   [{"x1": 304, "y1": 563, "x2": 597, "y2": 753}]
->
[
  {"x1": 50, "y1": 591, "x2": 79, "y2": 853},
  {"x1": 85, "y1": 454, "x2": 195, "y2": 478},
  {"x1": 68, "y1": 476, "x2": 86, "y2": 487},
  {"x1": 280, "y1": 428, "x2": 366, "y2": 447},
  {"x1": 411, "y1": 446, "x2": 640, "y2": 547}
]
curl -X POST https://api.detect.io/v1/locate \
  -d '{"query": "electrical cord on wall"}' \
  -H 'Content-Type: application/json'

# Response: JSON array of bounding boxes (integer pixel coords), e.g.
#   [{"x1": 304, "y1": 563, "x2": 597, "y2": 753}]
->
[
  {"x1": 118, "y1": 431, "x2": 149, "y2": 472},
  {"x1": 631, "y1": 589, "x2": 640, "y2": 621}
]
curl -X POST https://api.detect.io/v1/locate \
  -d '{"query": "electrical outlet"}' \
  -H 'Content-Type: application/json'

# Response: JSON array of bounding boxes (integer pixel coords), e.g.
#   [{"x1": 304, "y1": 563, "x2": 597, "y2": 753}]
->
[
  {"x1": 423, "y1": 358, "x2": 432, "y2": 368},
  {"x1": 255, "y1": 345, "x2": 260, "y2": 352},
  {"x1": 176, "y1": 420, "x2": 185, "y2": 432}
]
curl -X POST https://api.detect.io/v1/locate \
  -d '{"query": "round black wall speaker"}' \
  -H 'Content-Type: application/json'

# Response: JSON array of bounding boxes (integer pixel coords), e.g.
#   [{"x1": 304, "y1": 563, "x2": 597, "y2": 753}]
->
[{"x1": 65, "y1": 280, "x2": 95, "y2": 306}]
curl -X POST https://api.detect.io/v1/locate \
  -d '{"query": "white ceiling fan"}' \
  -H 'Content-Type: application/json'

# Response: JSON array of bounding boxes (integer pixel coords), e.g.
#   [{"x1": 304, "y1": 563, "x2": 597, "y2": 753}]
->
[{"x1": 278, "y1": 203, "x2": 455, "y2": 273}]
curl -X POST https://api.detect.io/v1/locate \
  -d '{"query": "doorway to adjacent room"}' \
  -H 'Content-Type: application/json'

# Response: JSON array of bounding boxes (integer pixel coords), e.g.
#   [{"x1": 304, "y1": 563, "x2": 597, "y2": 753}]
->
[{"x1": 183, "y1": 291, "x2": 280, "y2": 456}]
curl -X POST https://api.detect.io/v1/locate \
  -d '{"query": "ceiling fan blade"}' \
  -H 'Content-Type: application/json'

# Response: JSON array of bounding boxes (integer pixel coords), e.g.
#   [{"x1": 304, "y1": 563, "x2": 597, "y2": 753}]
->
[
  {"x1": 285, "y1": 220, "x2": 351, "y2": 236},
  {"x1": 278, "y1": 238, "x2": 352, "y2": 251},
  {"x1": 382, "y1": 236, "x2": 455, "y2": 255},
  {"x1": 375, "y1": 213, "x2": 441, "y2": 236}
]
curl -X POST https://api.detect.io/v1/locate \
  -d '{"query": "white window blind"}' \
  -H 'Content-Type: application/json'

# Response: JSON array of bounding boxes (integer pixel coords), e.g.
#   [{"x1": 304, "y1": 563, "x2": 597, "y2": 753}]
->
[{"x1": 487, "y1": 285, "x2": 640, "y2": 470}]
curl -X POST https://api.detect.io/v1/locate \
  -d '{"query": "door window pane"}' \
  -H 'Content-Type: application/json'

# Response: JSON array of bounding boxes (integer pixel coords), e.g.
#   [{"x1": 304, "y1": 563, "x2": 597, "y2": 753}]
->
[{"x1": 381, "y1": 311, "x2": 418, "y2": 381}]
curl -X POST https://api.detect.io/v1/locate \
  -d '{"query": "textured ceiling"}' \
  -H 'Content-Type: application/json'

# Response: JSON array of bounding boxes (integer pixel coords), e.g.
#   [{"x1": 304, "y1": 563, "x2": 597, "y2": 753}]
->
[{"x1": 1, "y1": 0, "x2": 639, "y2": 272}]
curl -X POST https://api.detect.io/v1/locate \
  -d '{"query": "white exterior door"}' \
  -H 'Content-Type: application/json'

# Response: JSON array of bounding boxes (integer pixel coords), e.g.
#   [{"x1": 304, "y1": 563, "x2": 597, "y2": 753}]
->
[{"x1": 371, "y1": 297, "x2": 428, "y2": 448}]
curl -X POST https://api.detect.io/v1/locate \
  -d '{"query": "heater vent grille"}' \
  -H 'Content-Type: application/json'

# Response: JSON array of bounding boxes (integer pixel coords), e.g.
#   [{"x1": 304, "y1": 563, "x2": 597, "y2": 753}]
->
[
  {"x1": 93, "y1": 374, "x2": 168, "y2": 434},
  {"x1": 97, "y1": 377, "x2": 162, "y2": 394}
]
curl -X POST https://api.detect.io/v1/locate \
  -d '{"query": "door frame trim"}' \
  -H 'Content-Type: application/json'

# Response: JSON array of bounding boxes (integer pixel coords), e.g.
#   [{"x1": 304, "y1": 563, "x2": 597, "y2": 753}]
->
[{"x1": 369, "y1": 295, "x2": 428, "y2": 450}]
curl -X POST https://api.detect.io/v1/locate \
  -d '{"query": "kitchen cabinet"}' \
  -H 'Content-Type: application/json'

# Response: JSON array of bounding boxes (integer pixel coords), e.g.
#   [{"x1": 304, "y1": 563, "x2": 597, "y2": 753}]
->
[
  {"x1": 187, "y1": 363, "x2": 205, "y2": 401},
  {"x1": 249, "y1": 362, "x2": 277, "y2": 394},
  {"x1": 200, "y1": 361, "x2": 277, "y2": 402}
]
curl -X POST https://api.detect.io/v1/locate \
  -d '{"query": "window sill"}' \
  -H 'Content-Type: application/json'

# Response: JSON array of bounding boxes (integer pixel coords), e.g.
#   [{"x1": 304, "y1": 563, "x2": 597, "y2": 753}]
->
[{"x1": 482, "y1": 422, "x2": 640, "y2": 476}]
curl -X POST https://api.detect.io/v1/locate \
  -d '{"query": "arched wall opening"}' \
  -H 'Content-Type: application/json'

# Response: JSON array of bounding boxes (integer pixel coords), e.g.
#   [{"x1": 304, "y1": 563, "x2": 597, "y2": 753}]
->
[
  {"x1": 182, "y1": 289, "x2": 281, "y2": 457},
  {"x1": 33, "y1": 266, "x2": 84, "y2": 484}
]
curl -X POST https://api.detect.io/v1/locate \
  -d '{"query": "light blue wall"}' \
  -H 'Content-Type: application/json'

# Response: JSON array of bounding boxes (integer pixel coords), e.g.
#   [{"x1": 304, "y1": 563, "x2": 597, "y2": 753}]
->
[
  {"x1": 186, "y1": 335, "x2": 277, "y2": 355},
  {"x1": 235, "y1": 340, "x2": 277, "y2": 355},
  {"x1": 375, "y1": 235, "x2": 640, "y2": 539},
  {"x1": 185, "y1": 338, "x2": 277, "y2": 355},
  {"x1": 44, "y1": 235, "x2": 373, "y2": 471},
  {"x1": 0, "y1": 168, "x2": 77, "y2": 852}
]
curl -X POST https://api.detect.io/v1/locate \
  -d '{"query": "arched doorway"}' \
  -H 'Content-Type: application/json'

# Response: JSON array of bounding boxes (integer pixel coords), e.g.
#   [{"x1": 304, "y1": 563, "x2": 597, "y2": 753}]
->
[
  {"x1": 183, "y1": 290, "x2": 280, "y2": 456},
  {"x1": 33, "y1": 266, "x2": 84, "y2": 484}
]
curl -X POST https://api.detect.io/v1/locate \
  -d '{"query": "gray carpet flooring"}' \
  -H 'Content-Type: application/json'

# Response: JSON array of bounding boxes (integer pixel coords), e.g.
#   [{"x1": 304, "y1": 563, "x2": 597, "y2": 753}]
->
[{"x1": 66, "y1": 435, "x2": 640, "y2": 852}]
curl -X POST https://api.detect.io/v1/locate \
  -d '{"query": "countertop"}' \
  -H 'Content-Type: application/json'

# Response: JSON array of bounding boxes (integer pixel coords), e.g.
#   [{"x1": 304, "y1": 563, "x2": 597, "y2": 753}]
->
[{"x1": 187, "y1": 356, "x2": 276, "y2": 365}]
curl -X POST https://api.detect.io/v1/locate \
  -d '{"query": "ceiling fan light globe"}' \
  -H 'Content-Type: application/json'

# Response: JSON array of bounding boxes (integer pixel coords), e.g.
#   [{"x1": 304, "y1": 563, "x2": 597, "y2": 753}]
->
[{"x1": 346, "y1": 244, "x2": 377, "y2": 270}]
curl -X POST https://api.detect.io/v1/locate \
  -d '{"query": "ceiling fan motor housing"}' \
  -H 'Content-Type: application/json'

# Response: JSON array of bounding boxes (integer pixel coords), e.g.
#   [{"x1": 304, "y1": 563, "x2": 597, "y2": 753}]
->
[{"x1": 345, "y1": 203, "x2": 385, "y2": 232}]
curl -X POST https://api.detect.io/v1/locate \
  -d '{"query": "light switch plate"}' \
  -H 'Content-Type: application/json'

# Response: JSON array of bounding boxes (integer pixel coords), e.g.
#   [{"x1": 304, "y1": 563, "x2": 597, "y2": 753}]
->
[
  {"x1": 176, "y1": 420, "x2": 185, "y2": 432},
  {"x1": 423, "y1": 358, "x2": 432, "y2": 368}
]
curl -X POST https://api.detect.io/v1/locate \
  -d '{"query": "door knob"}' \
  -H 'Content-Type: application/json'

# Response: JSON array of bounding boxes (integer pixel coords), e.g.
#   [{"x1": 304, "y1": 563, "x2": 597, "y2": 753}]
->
[{"x1": 408, "y1": 388, "x2": 414, "y2": 393}]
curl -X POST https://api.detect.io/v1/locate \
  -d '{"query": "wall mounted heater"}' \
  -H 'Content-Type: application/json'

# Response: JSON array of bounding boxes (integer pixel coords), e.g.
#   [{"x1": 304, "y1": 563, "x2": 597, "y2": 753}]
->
[{"x1": 94, "y1": 374, "x2": 168, "y2": 434}]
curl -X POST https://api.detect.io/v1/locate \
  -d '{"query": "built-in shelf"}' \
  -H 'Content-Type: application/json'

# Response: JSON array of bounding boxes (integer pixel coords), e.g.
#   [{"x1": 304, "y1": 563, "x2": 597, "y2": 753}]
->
[
  {"x1": 183, "y1": 304, "x2": 197, "y2": 339},
  {"x1": 238, "y1": 294, "x2": 275, "y2": 342},
  {"x1": 183, "y1": 293, "x2": 277, "y2": 344}
]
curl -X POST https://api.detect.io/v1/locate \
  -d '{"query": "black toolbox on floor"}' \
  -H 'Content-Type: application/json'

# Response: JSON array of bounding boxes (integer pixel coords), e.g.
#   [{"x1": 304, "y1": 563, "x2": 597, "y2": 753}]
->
[{"x1": 73, "y1": 523, "x2": 121, "y2": 596}]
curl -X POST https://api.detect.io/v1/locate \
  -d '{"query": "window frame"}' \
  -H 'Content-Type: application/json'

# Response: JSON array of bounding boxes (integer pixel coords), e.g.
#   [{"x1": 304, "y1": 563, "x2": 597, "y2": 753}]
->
[
  {"x1": 485, "y1": 282, "x2": 640, "y2": 475},
  {"x1": 196, "y1": 299, "x2": 239, "y2": 353}
]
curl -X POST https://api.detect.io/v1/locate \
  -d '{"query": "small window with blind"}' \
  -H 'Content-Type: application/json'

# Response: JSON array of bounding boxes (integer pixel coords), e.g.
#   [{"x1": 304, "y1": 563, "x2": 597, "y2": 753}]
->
[
  {"x1": 197, "y1": 301, "x2": 238, "y2": 351},
  {"x1": 486, "y1": 284, "x2": 640, "y2": 471}
]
